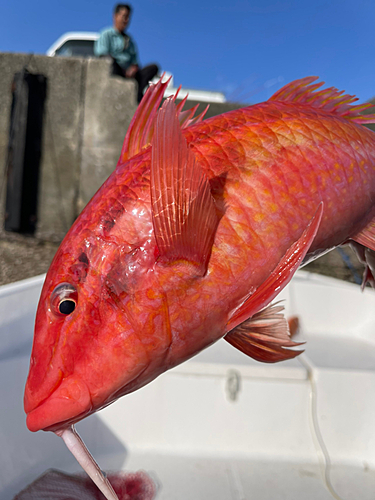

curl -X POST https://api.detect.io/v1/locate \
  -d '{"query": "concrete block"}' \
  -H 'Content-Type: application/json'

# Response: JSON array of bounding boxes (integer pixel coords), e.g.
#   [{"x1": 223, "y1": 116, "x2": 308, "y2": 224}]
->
[
  {"x1": 0, "y1": 54, "x2": 31, "y2": 235},
  {"x1": 78, "y1": 58, "x2": 137, "y2": 209},
  {"x1": 0, "y1": 53, "x2": 84, "y2": 241},
  {"x1": 32, "y1": 55, "x2": 84, "y2": 241},
  {"x1": 0, "y1": 53, "x2": 238, "y2": 243}
]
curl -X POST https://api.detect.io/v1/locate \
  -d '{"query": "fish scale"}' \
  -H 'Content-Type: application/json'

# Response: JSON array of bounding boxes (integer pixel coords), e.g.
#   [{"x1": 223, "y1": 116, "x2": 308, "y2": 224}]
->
[{"x1": 185, "y1": 105, "x2": 375, "y2": 252}]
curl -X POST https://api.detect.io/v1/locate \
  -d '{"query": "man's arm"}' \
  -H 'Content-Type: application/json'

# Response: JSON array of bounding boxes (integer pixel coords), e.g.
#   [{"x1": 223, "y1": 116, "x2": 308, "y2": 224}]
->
[
  {"x1": 94, "y1": 31, "x2": 111, "y2": 57},
  {"x1": 123, "y1": 37, "x2": 139, "y2": 78},
  {"x1": 128, "y1": 38, "x2": 140, "y2": 67}
]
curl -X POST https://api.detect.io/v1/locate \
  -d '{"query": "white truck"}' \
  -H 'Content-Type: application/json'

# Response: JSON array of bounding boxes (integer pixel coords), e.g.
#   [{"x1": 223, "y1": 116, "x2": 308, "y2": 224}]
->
[{"x1": 46, "y1": 32, "x2": 226, "y2": 103}]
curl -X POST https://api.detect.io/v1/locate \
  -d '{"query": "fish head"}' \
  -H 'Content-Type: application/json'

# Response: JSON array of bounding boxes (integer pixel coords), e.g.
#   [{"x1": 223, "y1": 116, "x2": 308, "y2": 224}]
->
[
  {"x1": 24, "y1": 232, "x2": 160, "y2": 433},
  {"x1": 24, "y1": 91, "x2": 225, "y2": 435}
]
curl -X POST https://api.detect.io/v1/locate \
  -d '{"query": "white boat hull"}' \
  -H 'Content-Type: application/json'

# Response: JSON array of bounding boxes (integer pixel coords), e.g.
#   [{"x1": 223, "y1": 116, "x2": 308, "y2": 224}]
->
[{"x1": 1, "y1": 272, "x2": 374, "y2": 499}]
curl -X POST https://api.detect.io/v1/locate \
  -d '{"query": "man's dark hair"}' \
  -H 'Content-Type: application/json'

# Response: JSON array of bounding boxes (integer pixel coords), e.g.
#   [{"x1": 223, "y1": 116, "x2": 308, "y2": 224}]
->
[{"x1": 114, "y1": 3, "x2": 132, "y2": 15}]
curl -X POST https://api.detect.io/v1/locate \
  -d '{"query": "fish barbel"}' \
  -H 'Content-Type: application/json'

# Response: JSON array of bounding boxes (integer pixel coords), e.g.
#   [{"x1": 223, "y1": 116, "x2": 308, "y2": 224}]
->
[{"x1": 24, "y1": 77, "x2": 375, "y2": 499}]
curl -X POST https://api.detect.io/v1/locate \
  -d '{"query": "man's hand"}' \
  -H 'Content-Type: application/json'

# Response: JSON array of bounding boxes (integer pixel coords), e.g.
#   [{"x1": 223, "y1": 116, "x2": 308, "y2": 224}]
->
[{"x1": 125, "y1": 65, "x2": 139, "y2": 78}]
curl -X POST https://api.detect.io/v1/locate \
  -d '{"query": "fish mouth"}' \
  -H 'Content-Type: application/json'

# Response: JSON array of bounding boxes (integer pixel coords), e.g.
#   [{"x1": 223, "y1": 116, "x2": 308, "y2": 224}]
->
[{"x1": 25, "y1": 376, "x2": 92, "y2": 432}]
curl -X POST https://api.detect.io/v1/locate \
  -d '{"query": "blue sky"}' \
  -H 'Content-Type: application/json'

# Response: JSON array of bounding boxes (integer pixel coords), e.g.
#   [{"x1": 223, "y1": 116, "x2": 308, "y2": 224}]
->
[{"x1": 1, "y1": 0, "x2": 375, "y2": 104}]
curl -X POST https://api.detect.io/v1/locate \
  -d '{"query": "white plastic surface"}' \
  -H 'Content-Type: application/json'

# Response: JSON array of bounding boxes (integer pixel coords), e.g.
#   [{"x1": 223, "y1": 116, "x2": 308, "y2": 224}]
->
[
  {"x1": 0, "y1": 275, "x2": 44, "y2": 361},
  {"x1": 0, "y1": 271, "x2": 375, "y2": 499}
]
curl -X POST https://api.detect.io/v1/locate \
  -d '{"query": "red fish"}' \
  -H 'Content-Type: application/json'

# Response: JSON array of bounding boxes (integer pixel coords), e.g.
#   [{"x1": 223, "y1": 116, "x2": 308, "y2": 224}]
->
[{"x1": 24, "y1": 77, "x2": 375, "y2": 499}]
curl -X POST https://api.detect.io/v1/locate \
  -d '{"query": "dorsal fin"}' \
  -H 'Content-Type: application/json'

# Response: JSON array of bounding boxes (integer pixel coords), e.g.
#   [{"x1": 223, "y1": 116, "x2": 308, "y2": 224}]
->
[
  {"x1": 117, "y1": 77, "x2": 209, "y2": 165},
  {"x1": 269, "y1": 77, "x2": 375, "y2": 124},
  {"x1": 150, "y1": 97, "x2": 218, "y2": 275}
]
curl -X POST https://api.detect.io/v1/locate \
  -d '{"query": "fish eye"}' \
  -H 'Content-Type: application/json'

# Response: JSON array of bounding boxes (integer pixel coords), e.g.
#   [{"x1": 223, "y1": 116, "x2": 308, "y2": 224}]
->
[
  {"x1": 59, "y1": 299, "x2": 76, "y2": 315},
  {"x1": 50, "y1": 283, "x2": 78, "y2": 317}
]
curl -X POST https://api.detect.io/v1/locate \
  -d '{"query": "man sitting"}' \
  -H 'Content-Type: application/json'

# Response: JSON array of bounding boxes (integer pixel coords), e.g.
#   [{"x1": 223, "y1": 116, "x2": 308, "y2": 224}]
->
[{"x1": 94, "y1": 3, "x2": 159, "y2": 103}]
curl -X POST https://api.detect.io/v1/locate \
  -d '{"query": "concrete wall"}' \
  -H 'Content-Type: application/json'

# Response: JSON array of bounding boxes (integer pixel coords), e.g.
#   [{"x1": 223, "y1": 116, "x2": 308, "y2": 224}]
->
[
  {"x1": 78, "y1": 59, "x2": 138, "y2": 213},
  {"x1": 0, "y1": 53, "x2": 137, "y2": 241},
  {"x1": 0, "y1": 53, "x2": 242, "y2": 242}
]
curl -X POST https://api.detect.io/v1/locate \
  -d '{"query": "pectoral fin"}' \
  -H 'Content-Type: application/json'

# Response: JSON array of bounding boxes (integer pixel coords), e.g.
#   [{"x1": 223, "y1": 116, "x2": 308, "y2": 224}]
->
[
  {"x1": 227, "y1": 204, "x2": 323, "y2": 332},
  {"x1": 150, "y1": 98, "x2": 218, "y2": 276},
  {"x1": 224, "y1": 204, "x2": 323, "y2": 362}
]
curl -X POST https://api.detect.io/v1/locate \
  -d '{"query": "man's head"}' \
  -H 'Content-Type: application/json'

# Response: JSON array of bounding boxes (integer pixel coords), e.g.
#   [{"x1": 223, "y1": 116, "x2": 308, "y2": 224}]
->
[{"x1": 113, "y1": 3, "x2": 132, "y2": 33}]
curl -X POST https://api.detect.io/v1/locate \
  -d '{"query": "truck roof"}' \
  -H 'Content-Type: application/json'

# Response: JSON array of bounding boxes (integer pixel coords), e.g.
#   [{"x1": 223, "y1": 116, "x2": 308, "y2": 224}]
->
[{"x1": 46, "y1": 32, "x2": 99, "y2": 57}]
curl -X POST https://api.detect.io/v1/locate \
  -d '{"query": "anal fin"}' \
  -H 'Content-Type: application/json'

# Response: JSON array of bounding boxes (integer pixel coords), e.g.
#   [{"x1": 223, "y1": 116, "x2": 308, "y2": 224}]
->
[
  {"x1": 350, "y1": 210, "x2": 375, "y2": 288},
  {"x1": 351, "y1": 212, "x2": 375, "y2": 252}
]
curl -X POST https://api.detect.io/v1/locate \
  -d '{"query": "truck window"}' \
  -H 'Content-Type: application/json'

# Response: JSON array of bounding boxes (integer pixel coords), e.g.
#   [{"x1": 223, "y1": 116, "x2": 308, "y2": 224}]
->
[{"x1": 55, "y1": 40, "x2": 95, "y2": 58}]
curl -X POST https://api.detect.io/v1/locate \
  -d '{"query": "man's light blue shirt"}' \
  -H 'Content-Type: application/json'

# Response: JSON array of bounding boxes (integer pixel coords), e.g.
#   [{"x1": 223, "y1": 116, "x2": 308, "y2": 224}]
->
[{"x1": 94, "y1": 27, "x2": 139, "y2": 70}]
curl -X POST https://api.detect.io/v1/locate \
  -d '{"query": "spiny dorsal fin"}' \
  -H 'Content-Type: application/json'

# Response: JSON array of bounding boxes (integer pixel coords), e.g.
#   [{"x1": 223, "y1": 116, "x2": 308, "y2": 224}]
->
[
  {"x1": 117, "y1": 77, "x2": 209, "y2": 165},
  {"x1": 269, "y1": 77, "x2": 375, "y2": 124},
  {"x1": 225, "y1": 302, "x2": 304, "y2": 363},
  {"x1": 176, "y1": 96, "x2": 209, "y2": 128},
  {"x1": 150, "y1": 97, "x2": 218, "y2": 276}
]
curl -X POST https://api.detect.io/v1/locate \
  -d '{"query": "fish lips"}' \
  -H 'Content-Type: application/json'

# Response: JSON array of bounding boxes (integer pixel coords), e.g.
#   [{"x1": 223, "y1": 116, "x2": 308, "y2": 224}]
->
[{"x1": 25, "y1": 375, "x2": 92, "y2": 432}]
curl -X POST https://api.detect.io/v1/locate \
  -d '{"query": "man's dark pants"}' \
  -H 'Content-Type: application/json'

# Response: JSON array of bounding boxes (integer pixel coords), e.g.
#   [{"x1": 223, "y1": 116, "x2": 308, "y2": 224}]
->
[{"x1": 112, "y1": 61, "x2": 159, "y2": 103}]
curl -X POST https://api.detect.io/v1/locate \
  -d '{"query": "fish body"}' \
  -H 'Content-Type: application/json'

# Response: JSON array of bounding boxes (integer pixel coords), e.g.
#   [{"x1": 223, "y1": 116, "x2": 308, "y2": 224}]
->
[
  {"x1": 24, "y1": 77, "x2": 375, "y2": 435},
  {"x1": 185, "y1": 100, "x2": 375, "y2": 256}
]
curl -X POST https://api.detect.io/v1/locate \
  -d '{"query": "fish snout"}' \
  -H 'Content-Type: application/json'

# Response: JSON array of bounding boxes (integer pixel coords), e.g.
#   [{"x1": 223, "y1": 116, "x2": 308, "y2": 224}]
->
[{"x1": 25, "y1": 376, "x2": 92, "y2": 432}]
